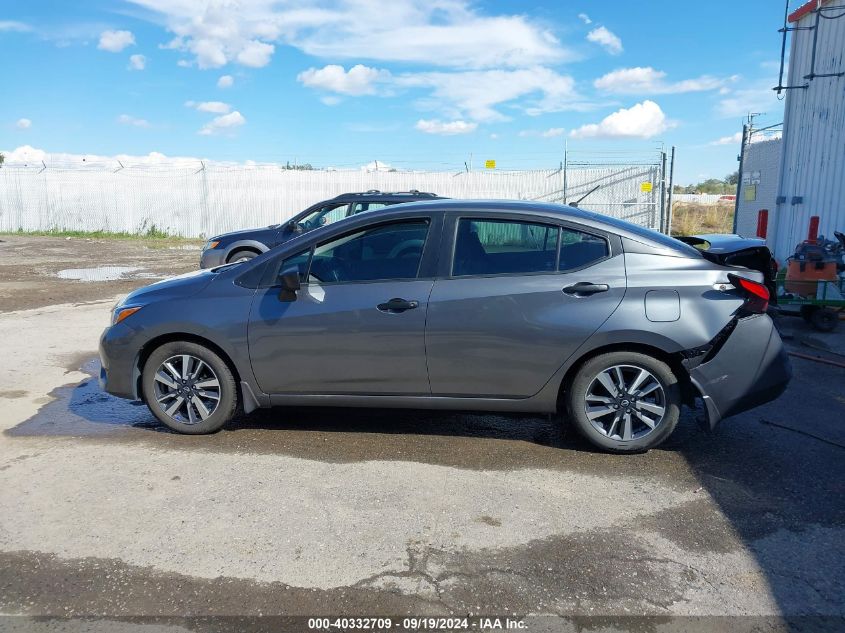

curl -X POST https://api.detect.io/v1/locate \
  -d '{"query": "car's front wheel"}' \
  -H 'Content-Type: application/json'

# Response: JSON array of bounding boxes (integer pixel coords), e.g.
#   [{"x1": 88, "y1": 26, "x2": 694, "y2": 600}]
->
[
  {"x1": 567, "y1": 351, "x2": 681, "y2": 453},
  {"x1": 228, "y1": 248, "x2": 259, "y2": 264},
  {"x1": 142, "y1": 341, "x2": 238, "y2": 434}
]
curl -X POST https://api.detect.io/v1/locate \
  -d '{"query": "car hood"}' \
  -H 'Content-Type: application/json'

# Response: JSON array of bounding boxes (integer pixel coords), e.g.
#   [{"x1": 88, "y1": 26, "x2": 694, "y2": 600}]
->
[
  {"x1": 212, "y1": 226, "x2": 280, "y2": 242},
  {"x1": 121, "y1": 267, "x2": 220, "y2": 305}
]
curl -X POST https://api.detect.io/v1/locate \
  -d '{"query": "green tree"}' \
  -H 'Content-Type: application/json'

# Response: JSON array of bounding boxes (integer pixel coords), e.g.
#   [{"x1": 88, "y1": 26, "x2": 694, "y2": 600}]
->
[
  {"x1": 0, "y1": 152, "x2": 4, "y2": 166},
  {"x1": 725, "y1": 171, "x2": 738, "y2": 185}
]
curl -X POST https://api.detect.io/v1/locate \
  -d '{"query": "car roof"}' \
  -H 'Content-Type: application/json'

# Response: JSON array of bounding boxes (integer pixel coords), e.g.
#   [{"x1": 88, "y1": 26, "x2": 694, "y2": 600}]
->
[{"x1": 331, "y1": 190, "x2": 443, "y2": 201}]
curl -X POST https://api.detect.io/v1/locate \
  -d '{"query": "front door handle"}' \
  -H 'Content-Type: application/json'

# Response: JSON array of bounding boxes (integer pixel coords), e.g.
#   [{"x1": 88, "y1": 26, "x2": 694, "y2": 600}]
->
[
  {"x1": 377, "y1": 298, "x2": 420, "y2": 313},
  {"x1": 563, "y1": 282, "x2": 610, "y2": 297}
]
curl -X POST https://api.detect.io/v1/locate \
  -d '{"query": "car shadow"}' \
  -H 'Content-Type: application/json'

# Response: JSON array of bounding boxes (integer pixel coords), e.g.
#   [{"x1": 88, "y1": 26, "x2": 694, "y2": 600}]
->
[{"x1": 7, "y1": 358, "x2": 709, "y2": 472}]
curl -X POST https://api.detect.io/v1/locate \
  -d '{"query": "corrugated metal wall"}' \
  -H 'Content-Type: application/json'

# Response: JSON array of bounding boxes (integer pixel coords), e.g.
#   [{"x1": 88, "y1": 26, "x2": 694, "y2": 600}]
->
[
  {"x1": 736, "y1": 138, "x2": 783, "y2": 238},
  {"x1": 774, "y1": 4, "x2": 845, "y2": 258}
]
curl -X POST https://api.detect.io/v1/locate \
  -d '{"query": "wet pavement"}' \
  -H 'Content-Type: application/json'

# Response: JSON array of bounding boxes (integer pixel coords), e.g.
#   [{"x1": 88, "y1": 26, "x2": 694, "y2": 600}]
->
[{"x1": 2, "y1": 346, "x2": 844, "y2": 624}]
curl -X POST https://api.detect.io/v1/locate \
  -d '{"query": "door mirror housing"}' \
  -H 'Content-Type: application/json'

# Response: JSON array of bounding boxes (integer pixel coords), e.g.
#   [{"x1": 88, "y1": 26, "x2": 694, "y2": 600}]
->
[
  {"x1": 285, "y1": 221, "x2": 302, "y2": 234},
  {"x1": 278, "y1": 267, "x2": 301, "y2": 302}
]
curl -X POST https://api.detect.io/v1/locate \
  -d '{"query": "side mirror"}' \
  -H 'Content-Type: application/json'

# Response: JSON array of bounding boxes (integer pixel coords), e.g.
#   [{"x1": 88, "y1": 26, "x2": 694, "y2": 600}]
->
[
  {"x1": 278, "y1": 267, "x2": 301, "y2": 302},
  {"x1": 285, "y1": 221, "x2": 302, "y2": 234}
]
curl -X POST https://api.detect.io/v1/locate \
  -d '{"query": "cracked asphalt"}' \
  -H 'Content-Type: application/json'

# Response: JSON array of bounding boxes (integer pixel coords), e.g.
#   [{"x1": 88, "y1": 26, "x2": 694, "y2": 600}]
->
[{"x1": 0, "y1": 236, "x2": 844, "y2": 630}]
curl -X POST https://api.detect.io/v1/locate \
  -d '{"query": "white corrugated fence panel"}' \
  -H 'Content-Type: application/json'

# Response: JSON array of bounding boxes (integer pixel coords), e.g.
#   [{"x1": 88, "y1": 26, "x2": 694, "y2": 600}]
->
[{"x1": 0, "y1": 164, "x2": 665, "y2": 237}]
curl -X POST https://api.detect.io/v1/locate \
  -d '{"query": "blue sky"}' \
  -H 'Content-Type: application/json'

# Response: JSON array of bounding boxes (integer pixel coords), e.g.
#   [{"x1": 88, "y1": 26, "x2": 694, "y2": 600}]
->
[{"x1": 1, "y1": 0, "x2": 789, "y2": 182}]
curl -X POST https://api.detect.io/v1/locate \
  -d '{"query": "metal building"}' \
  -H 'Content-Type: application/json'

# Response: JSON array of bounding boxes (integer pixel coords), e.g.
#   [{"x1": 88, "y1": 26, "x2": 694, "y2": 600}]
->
[
  {"x1": 734, "y1": 131, "x2": 782, "y2": 240},
  {"x1": 769, "y1": 0, "x2": 845, "y2": 259}
]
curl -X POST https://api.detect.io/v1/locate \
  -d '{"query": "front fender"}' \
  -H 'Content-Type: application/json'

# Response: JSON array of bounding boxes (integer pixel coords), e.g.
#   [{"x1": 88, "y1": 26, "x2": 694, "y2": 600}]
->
[{"x1": 223, "y1": 239, "x2": 271, "y2": 260}]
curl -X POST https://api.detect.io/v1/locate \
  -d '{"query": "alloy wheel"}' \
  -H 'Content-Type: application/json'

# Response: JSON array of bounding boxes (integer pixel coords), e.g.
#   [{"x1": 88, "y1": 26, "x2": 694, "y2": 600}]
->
[
  {"x1": 584, "y1": 364, "x2": 667, "y2": 441},
  {"x1": 152, "y1": 354, "x2": 221, "y2": 425}
]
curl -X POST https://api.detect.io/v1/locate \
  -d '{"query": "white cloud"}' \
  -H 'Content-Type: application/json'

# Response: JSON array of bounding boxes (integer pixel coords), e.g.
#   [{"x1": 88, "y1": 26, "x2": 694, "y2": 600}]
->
[
  {"x1": 16, "y1": 118, "x2": 32, "y2": 130},
  {"x1": 361, "y1": 160, "x2": 392, "y2": 172},
  {"x1": 397, "y1": 67, "x2": 583, "y2": 122},
  {"x1": 710, "y1": 132, "x2": 743, "y2": 146},
  {"x1": 236, "y1": 40, "x2": 274, "y2": 67},
  {"x1": 321, "y1": 95, "x2": 342, "y2": 106},
  {"x1": 570, "y1": 100, "x2": 672, "y2": 139},
  {"x1": 297, "y1": 64, "x2": 390, "y2": 96},
  {"x1": 128, "y1": 54, "x2": 146, "y2": 70},
  {"x1": 294, "y1": 64, "x2": 587, "y2": 122},
  {"x1": 126, "y1": 0, "x2": 571, "y2": 69},
  {"x1": 98, "y1": 29, "x2": 135, "y2": 52},
  {"x1": 199, "y1": 111, "x2": 246, "y2": 136},
  {"x1": 117, "y1": 114, "x2": 150, "y2": 128},
  {"x1": 217, "y1": 74, "x2": 234, "y2": 89},
  {"x1": 186, "y1": 101, "x2": 232, "y2": 114},
  {"x1": 0, "y1": 145, "x2": 212, "y2": 168},
  {"x1": 519, "y1": 127, "x2": 566, "y2": 138},
  {"x1": 716, "y1": 84, "x2": 780, "y2": 118},
  {"x1": 0, "y1": 20, "x2": 32, "y2": 32},
  {"x1": 594, "y1": 67, "x2": 729, "y2": 95},
  {"x1": 542, "y1": 127, "x2": 566, "y2": 138},
  {"x1": 578, "y1": 13, "x2": 592, "y2": 24},
  {"x1": 415, "y1": 119, "x2": 477, "y2": 135},
  {"x1": 586, "y1": 26, "x2": 622, "y2": 55},
  {"x1": 177, "y1": 59, "x2": 192, "y2": 68}
]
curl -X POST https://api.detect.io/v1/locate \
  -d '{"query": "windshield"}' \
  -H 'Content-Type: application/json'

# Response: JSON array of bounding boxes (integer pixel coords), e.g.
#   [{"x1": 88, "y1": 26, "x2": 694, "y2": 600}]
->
[{"x1": 297, "y1": 203, "x2": 350, "y2": 231}]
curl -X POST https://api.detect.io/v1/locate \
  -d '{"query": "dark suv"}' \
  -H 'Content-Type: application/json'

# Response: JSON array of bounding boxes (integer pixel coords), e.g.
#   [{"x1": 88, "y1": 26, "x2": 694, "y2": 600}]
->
[{"x1": 200, "y1": 190, "x2": 443, "y2": 268}]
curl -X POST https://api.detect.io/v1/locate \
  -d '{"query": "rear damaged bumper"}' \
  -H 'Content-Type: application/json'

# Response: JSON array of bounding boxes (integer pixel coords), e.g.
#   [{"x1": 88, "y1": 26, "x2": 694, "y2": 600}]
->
[{"x1": 688, "y1": 314, "x2": 791, "y2": 428}]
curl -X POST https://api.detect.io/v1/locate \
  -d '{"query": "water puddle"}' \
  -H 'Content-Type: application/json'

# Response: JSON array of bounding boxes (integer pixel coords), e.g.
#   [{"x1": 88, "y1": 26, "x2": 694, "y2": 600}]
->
[{"x1": 55, "y1": 266, "x2": 163, "y2": 282}]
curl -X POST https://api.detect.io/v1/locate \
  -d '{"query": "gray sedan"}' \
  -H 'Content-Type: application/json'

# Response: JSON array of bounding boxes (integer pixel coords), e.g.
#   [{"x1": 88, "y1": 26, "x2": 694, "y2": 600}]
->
[{"x1": 99, "y1": 200, "x2": 790, "y2": 453}]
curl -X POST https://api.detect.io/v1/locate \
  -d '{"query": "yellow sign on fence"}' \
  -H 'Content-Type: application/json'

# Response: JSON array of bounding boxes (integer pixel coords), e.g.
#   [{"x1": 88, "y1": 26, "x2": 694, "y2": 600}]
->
[
  {"x1": 640, "y1": 182, "x2": 653, "y2": 193},
  {"x1": 485, "y1": 160, "x2": 496, "y2": 169}
]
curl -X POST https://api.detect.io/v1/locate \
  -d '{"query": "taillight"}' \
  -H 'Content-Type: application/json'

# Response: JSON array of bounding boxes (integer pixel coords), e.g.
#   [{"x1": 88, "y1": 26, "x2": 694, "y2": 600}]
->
[{"x1": 728, "y1": 273, "x2": 769, "y2": 314}]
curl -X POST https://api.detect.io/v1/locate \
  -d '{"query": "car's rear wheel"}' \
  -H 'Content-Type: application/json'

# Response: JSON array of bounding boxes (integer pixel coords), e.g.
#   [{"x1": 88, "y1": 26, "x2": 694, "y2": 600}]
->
[
  {"x1": 142, "y1": 341, "x2": 238, "y2": 434},
  {"x1": 228, "y1": 248, "x2": 259, "y2": 264},
  {"x1": 810, "y1": 307, "x2": 839, "y2": 332},
  {"x1": 567, "y1": 351, "x2": 681, "y2": 453}
]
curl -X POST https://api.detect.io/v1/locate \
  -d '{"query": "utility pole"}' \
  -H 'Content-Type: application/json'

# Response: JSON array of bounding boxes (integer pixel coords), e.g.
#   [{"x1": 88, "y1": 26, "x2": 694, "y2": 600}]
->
[{"x1": 733, "y1": 124, "x2": 749, "y2": 233}]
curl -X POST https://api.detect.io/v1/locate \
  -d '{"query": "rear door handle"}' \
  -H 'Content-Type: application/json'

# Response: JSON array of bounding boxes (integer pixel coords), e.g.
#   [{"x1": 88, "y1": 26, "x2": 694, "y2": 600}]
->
[
  {"x1": 377, "y1": 298, "x2": 420, "y2": 313},
  {"x1": 563, "y1": 282, "x2": 610, "y2": 296}
]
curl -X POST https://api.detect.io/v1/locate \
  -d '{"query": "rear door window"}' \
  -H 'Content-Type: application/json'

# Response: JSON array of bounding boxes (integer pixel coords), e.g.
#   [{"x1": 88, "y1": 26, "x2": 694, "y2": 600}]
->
[
  {"x1": 452, "y1": 218, "x2": 560, "y2": 276},
  {"x1": 558, "y1": 229, "x2": 609, "y2": 271}
]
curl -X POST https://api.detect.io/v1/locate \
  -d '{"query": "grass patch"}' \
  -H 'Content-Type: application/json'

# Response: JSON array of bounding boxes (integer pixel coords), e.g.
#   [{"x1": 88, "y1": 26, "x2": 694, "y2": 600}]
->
[
  {"x1": 670, "y1": 202, "x2": 734, "y2": 236},
  {"x1": 2, "y1": 226, "x2": 196, "y2": 241}
]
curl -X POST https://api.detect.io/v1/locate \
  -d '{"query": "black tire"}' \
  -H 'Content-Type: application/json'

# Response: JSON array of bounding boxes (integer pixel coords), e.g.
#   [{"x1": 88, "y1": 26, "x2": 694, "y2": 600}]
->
[
  {"x1": 142, "y1": 341, "x2": 238, "y2": 434},
  {"x1": 800, "y1": 305, "x2": 818, "y2": 324},
  {"x1": 566, "y1": 351, "x2": 681, "y2": 453},
  {"x1": 227, "y1": 248, "x2": 259, "y2": 264},
  {"x1": 811, "y1": 308, "x2": 839, "y2": 332}
]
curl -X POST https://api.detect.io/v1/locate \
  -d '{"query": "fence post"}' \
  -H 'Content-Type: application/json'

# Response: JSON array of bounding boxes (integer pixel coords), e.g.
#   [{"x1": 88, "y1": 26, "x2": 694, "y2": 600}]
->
[
  {"x1": 659, "y1": 151, "x2": 667, "y2": 233},
  {"x1": 666, "y1": 146, "x2": 676, "y2": 235}
]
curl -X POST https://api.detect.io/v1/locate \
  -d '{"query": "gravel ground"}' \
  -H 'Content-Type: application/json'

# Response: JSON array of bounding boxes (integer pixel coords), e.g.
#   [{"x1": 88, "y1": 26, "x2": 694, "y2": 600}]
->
[
  {"x1": 0, "y1": 236, "x2": 843, "y2": 631},
  {"x1": 0, "y1": 234, "x2": 202, "y2": 312}
]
